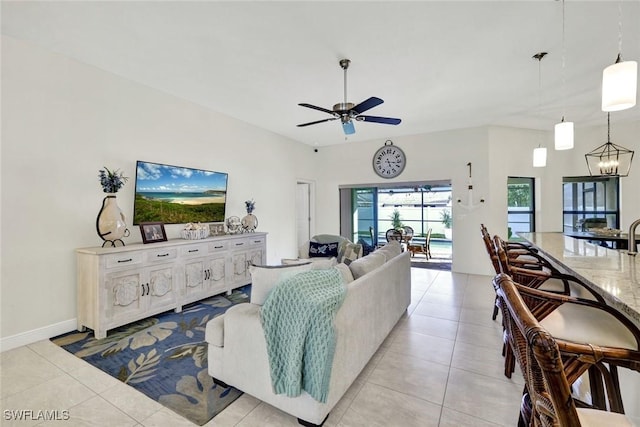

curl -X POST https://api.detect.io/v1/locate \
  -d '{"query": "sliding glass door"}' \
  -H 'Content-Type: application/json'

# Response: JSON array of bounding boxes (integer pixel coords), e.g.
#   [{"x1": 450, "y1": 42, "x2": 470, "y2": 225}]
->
[
  {"x1": 340, "y1": 182, "x2": 452, "y2": 248},
  {"x1": 351, "y1": 188, "x2": 377, "y2": 246}
]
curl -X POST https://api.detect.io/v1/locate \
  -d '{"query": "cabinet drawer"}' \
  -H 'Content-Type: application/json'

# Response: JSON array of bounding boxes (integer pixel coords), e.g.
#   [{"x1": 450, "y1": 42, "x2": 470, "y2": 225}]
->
[
  {"x1": 145, "y1": 247, "x2": 178, "y2": 262},
  {"x1": 208, "y1": 241, "x2": 228, "y2": 253},
  {"x1": 230, "y1": 238, "x2": 250, "y2": 250},
  {"x1": 105, "y1": 252, "x2": 143, "y2": 269},
  {"x1": 248, "y1": 236, "x2": 266, "y2": 246},
  {"x1": 180, "y1": 243, "x2": 208, "y2": 258}
]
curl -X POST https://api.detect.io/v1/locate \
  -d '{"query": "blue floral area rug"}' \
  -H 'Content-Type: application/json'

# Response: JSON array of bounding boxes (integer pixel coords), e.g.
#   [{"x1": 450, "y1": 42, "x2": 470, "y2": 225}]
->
[{"x1": 51, "y1": 286, "x2": 250, "y2": 425}]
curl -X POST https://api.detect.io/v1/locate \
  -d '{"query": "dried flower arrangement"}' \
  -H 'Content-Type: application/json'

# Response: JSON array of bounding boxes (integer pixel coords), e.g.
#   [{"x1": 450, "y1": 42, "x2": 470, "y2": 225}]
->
[{"x1": 99, "y1": 167, "x2": 128, "y2": 193}]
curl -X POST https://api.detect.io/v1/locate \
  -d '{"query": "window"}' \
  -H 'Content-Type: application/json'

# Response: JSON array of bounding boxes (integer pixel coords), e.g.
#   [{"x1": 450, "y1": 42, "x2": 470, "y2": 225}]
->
[
  {"x1": 507, "y1": 177, "x2": 535, "y2": 237},
  {"x1": 562, "y1": 176, "x2": 619, "y2": 232}
]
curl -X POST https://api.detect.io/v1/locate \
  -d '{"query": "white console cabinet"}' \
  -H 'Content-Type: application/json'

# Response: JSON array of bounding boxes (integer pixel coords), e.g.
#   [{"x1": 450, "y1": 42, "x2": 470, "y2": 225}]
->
[{"x1": 77, "y1": 232, "x2": 267, "y2": 338}]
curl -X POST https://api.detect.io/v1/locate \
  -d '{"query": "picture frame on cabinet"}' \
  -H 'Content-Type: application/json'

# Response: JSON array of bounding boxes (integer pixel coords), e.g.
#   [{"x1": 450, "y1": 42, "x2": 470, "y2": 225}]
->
[
  {"x1": 140, "y1": 222, "x2": 167, "y2": 244},
  {"x1": 209, "y1": 222, "x2": 225, "y2": 236}
]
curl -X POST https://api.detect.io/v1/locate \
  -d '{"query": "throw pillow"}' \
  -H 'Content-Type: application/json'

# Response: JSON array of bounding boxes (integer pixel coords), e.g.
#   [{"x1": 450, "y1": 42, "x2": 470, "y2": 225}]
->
[
  {"x1": 309, "y1": 241, "x2": 339, "y2": 258},
  {"x1": 338, "y1": 242, "x2": 363, "y2": 265},
  {"x1": 348, "y1": 252, "x2": 386, "y2": 280},
  {"x1": 249, "y1": 262, "x2": 313, "y2": 305},
  {"x1": 310, "y1": 257, "x2": 338, "y2": 269}
]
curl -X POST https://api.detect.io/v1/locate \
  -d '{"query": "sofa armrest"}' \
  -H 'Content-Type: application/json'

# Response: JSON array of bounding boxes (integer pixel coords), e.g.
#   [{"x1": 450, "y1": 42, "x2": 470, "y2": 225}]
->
[{"x1": 205, "y1": 314, "x2": 225, "y2": 347}]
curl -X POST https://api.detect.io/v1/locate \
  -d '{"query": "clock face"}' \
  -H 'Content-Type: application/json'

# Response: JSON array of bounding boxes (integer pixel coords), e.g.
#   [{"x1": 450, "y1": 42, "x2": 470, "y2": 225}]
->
[{"x1": 372, "y1": 144, "x2": 406, "y2": 178}]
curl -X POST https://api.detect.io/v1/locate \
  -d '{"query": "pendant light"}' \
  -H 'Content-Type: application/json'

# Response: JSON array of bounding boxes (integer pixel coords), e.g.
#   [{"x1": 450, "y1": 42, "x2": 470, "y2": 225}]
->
[
  {"x1": 601, "y1": 2, "x2": 638, "y2": 111},
  {"x1": 533, "y1": 146, "x2": 548, "y2": 168},
  {"x1": 585, "y1": 113, "x2": 634, "y2": 176},
  {"x1": 533, "y1": 52, "x2": 548, "y2": 168},
  {"x1": 554, "y1": 0, "x2": 574, "y2": 150}
]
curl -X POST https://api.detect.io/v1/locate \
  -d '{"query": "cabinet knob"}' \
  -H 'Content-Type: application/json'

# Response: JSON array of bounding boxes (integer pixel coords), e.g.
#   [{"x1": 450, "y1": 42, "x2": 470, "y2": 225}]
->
[
  {"x1": 157, "y1": 253, "x2": 170, "y2": 257},
  {"x1": 188, "y1": 249, "x2": 199, "y2": 253},
  {"x1": 117, "y1": 258, "x2": 133, "y2": 263}
]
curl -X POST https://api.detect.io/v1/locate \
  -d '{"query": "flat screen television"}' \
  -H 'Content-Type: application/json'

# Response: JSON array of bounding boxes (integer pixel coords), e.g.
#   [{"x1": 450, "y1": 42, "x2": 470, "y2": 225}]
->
[{"x1": 133, "y1": 160, "x2": 228, "y2": 225}]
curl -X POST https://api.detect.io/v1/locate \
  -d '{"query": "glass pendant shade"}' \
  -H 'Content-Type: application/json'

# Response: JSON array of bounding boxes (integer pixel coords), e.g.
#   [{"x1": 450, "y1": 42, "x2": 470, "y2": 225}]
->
[
  {"x1": 554, "y1": 119, "x2": 574, "y2": 150},
  {"x1": 601, "y1": 56, "x2": 638, "y2": 111},
  {"x1": 533, "y1": 147, "x2": 547, "y2": 167}
]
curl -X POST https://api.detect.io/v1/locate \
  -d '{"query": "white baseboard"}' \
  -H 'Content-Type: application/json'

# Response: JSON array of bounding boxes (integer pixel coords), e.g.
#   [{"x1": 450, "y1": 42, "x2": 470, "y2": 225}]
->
[{"x1": 0, "y1": 319, "x2": 78, "y2": 352}]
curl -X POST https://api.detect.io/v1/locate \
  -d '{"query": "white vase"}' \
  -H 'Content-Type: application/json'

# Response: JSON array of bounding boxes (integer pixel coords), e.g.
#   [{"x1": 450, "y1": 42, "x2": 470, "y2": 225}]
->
[{"x1": 96, "y1": 193, "x2": 128, "y2": 246}]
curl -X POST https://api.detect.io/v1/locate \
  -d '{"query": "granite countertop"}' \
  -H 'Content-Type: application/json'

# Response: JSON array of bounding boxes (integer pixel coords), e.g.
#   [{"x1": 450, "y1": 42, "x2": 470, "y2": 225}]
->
[{"x1": 518, "y1": 232, "x2": 640, "y2": 327}]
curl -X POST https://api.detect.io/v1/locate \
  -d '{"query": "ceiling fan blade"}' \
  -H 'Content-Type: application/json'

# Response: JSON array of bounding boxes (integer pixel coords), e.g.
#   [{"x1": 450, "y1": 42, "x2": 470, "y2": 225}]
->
[
  {"x1": 356, "y1": 115, "x2": 402, "y2": 125},
  {"x1": 342, "y1": 120, "x2": 356, "y2": 135},
  {"x1": 297, "y1": 117, "x2": 338, "y2": 127},
  {"x1": 352, "y1": 97, "x2": 384, "y2": 114},
  {"x1": 298, "y1": 103, "x2": 336, "y2": 115}
]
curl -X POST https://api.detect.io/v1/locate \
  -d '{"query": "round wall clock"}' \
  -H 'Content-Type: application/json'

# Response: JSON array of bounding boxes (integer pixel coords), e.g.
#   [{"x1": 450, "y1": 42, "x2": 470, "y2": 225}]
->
[{"x1": 372, "y1": 140, "x2": 406, "y2": 179}]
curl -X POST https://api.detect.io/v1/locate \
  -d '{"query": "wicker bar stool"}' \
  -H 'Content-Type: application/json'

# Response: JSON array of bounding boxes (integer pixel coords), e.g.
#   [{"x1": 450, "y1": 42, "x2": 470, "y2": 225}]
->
[
  {"x1": 481, "y1": 224, "x2": 550, "y2": 270},
  {"x1": 493, "y1": 235, "x2": 604, "y2": 303},
  {"x1": 481, "y1": 226, "x2": 603, "y2": 321},
  {"x1": 494, "y1": 274, "x2": 637, "y2": 426},
  {"x1": 494, "y1": 236, "x2": 620, "y2": 387}
]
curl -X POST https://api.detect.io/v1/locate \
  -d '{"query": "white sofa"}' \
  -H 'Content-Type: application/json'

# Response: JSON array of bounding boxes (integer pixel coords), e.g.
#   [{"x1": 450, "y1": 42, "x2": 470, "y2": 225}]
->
[{"x1": 205, "y1": 243, "x2": 411, "y2": 426}]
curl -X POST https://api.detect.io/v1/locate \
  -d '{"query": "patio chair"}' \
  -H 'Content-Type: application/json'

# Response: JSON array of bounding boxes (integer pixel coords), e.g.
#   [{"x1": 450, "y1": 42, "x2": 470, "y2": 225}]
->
[
  {"x1": 424, "y1": 228, "x2": 432, "y2": 259},
  {"x1": 385, "y1": 228, "x2": 403, "y2": 242}
]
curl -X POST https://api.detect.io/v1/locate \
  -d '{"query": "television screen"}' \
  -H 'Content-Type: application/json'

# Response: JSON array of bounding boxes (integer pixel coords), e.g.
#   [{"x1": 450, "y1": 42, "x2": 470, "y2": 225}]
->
[{"x1": 133, "y1": 160, "x2": 228, "y2": 225}]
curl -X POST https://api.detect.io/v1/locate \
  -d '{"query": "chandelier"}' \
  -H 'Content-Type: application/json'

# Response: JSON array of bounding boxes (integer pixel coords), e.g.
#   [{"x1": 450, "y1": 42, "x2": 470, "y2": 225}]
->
[{"x1": 585, "y1": 113, "x2": 634, "y2": 177}]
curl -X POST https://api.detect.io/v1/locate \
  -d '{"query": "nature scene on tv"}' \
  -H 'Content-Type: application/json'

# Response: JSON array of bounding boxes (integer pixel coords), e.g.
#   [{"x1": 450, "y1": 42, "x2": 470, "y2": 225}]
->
[{"x1": 133, "y1": 161, "x2": 228, "y2": 224}]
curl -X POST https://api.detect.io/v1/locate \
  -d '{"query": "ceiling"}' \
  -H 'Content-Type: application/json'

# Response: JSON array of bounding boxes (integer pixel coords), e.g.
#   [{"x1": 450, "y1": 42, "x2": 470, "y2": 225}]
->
[{"x1": 2, "y1": 1, "x2": 639, "y2": 146}]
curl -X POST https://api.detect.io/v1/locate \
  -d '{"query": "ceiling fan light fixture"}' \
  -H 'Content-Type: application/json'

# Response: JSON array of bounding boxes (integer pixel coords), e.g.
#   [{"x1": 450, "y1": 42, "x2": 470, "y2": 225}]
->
[
  {"x1": 296, "y1": 59, "x2": 401, "y2": 135},
  {"x1": 602, "y1": 56, "x2": 638, "y2": 111},
  {"x1": 554, "y1": 117, "x2": 574, "y2": 150},
  {"x1": 342, "y1": 120, "x2": 355, "y2": 135}
]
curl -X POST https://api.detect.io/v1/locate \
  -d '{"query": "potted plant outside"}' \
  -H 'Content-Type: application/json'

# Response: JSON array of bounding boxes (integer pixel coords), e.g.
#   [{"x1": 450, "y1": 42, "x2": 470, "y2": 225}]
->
[
  {"x1": 441, "y1": 209, "x2": 452, "y2": 239},
  {"x1": 390, "y1": 209, "x2": 404, "y2": 230}
]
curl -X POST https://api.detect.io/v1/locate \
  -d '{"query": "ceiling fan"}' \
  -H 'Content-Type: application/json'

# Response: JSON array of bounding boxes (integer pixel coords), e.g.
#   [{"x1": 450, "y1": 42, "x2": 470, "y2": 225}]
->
[{"x1": 297, "y1": 59, "x2": 401, "y2": 135}]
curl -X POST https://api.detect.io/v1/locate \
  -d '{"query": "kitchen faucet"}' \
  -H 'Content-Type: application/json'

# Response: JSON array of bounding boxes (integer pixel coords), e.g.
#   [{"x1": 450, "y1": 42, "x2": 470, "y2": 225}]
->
[{"x1": 628, "y1": 218, "x2": 640, "y2": 256}]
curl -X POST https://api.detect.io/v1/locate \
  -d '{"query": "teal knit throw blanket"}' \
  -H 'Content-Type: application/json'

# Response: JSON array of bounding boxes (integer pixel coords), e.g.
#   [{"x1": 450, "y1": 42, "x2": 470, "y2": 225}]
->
[{"x1": 260, "y1": 268, "x2": 346, "y2": 403}]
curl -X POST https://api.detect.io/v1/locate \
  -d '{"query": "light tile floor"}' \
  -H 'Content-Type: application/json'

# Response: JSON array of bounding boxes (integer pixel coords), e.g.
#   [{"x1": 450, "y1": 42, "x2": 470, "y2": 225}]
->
[{"x1": 0, "y1": 269, "x2": 524, "y2": 426}]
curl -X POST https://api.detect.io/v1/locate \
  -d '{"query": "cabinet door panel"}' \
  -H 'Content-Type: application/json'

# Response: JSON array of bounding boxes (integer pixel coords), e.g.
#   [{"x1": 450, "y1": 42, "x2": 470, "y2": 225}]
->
[
  {"x1": 147, "y1": 265, "x2": 176, "y2": 311},
  {"x1": 231, "y1": 252, "x2": 248, "y2": 284},
  {"x1": 248, "y1": 249, "x2": 264, "y2": 267},
  {"x1": 208, "y1": 256, "x2": 227, "y2": 294},
  {"x1": 105, "y1": 270, "x2": 144, "y2": 323},
  {"x1": 184, "y1": 259, "x2": 206, "y2": 296}
]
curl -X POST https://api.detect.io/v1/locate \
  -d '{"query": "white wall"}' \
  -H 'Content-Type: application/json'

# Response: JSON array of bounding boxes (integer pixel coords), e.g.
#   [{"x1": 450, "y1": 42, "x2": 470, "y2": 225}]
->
[{"x1": 1, "y1": 36, "x2": 317, "y2": 346}]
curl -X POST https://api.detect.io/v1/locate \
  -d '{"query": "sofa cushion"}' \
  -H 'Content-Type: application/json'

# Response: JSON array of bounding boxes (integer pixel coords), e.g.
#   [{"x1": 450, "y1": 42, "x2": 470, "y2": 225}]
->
[
  {"x1": 309, "y1": 241, "x2": 339, "y2": 258},
  {"x1": 337, "y1": 242, "x2": 363, "y2": 265},
  {"x1": 374, "y1": 241, "x2": 402, "y2": 261},
  {"x1": 348, "y1": 252, "x2": 386, "y2": 279},
  {"x1": 249, "y1": 262, "x2": 313, "y2": 305},
  {"x1": 334, "y1": 263, "x2": 354, "y2": 284}
]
